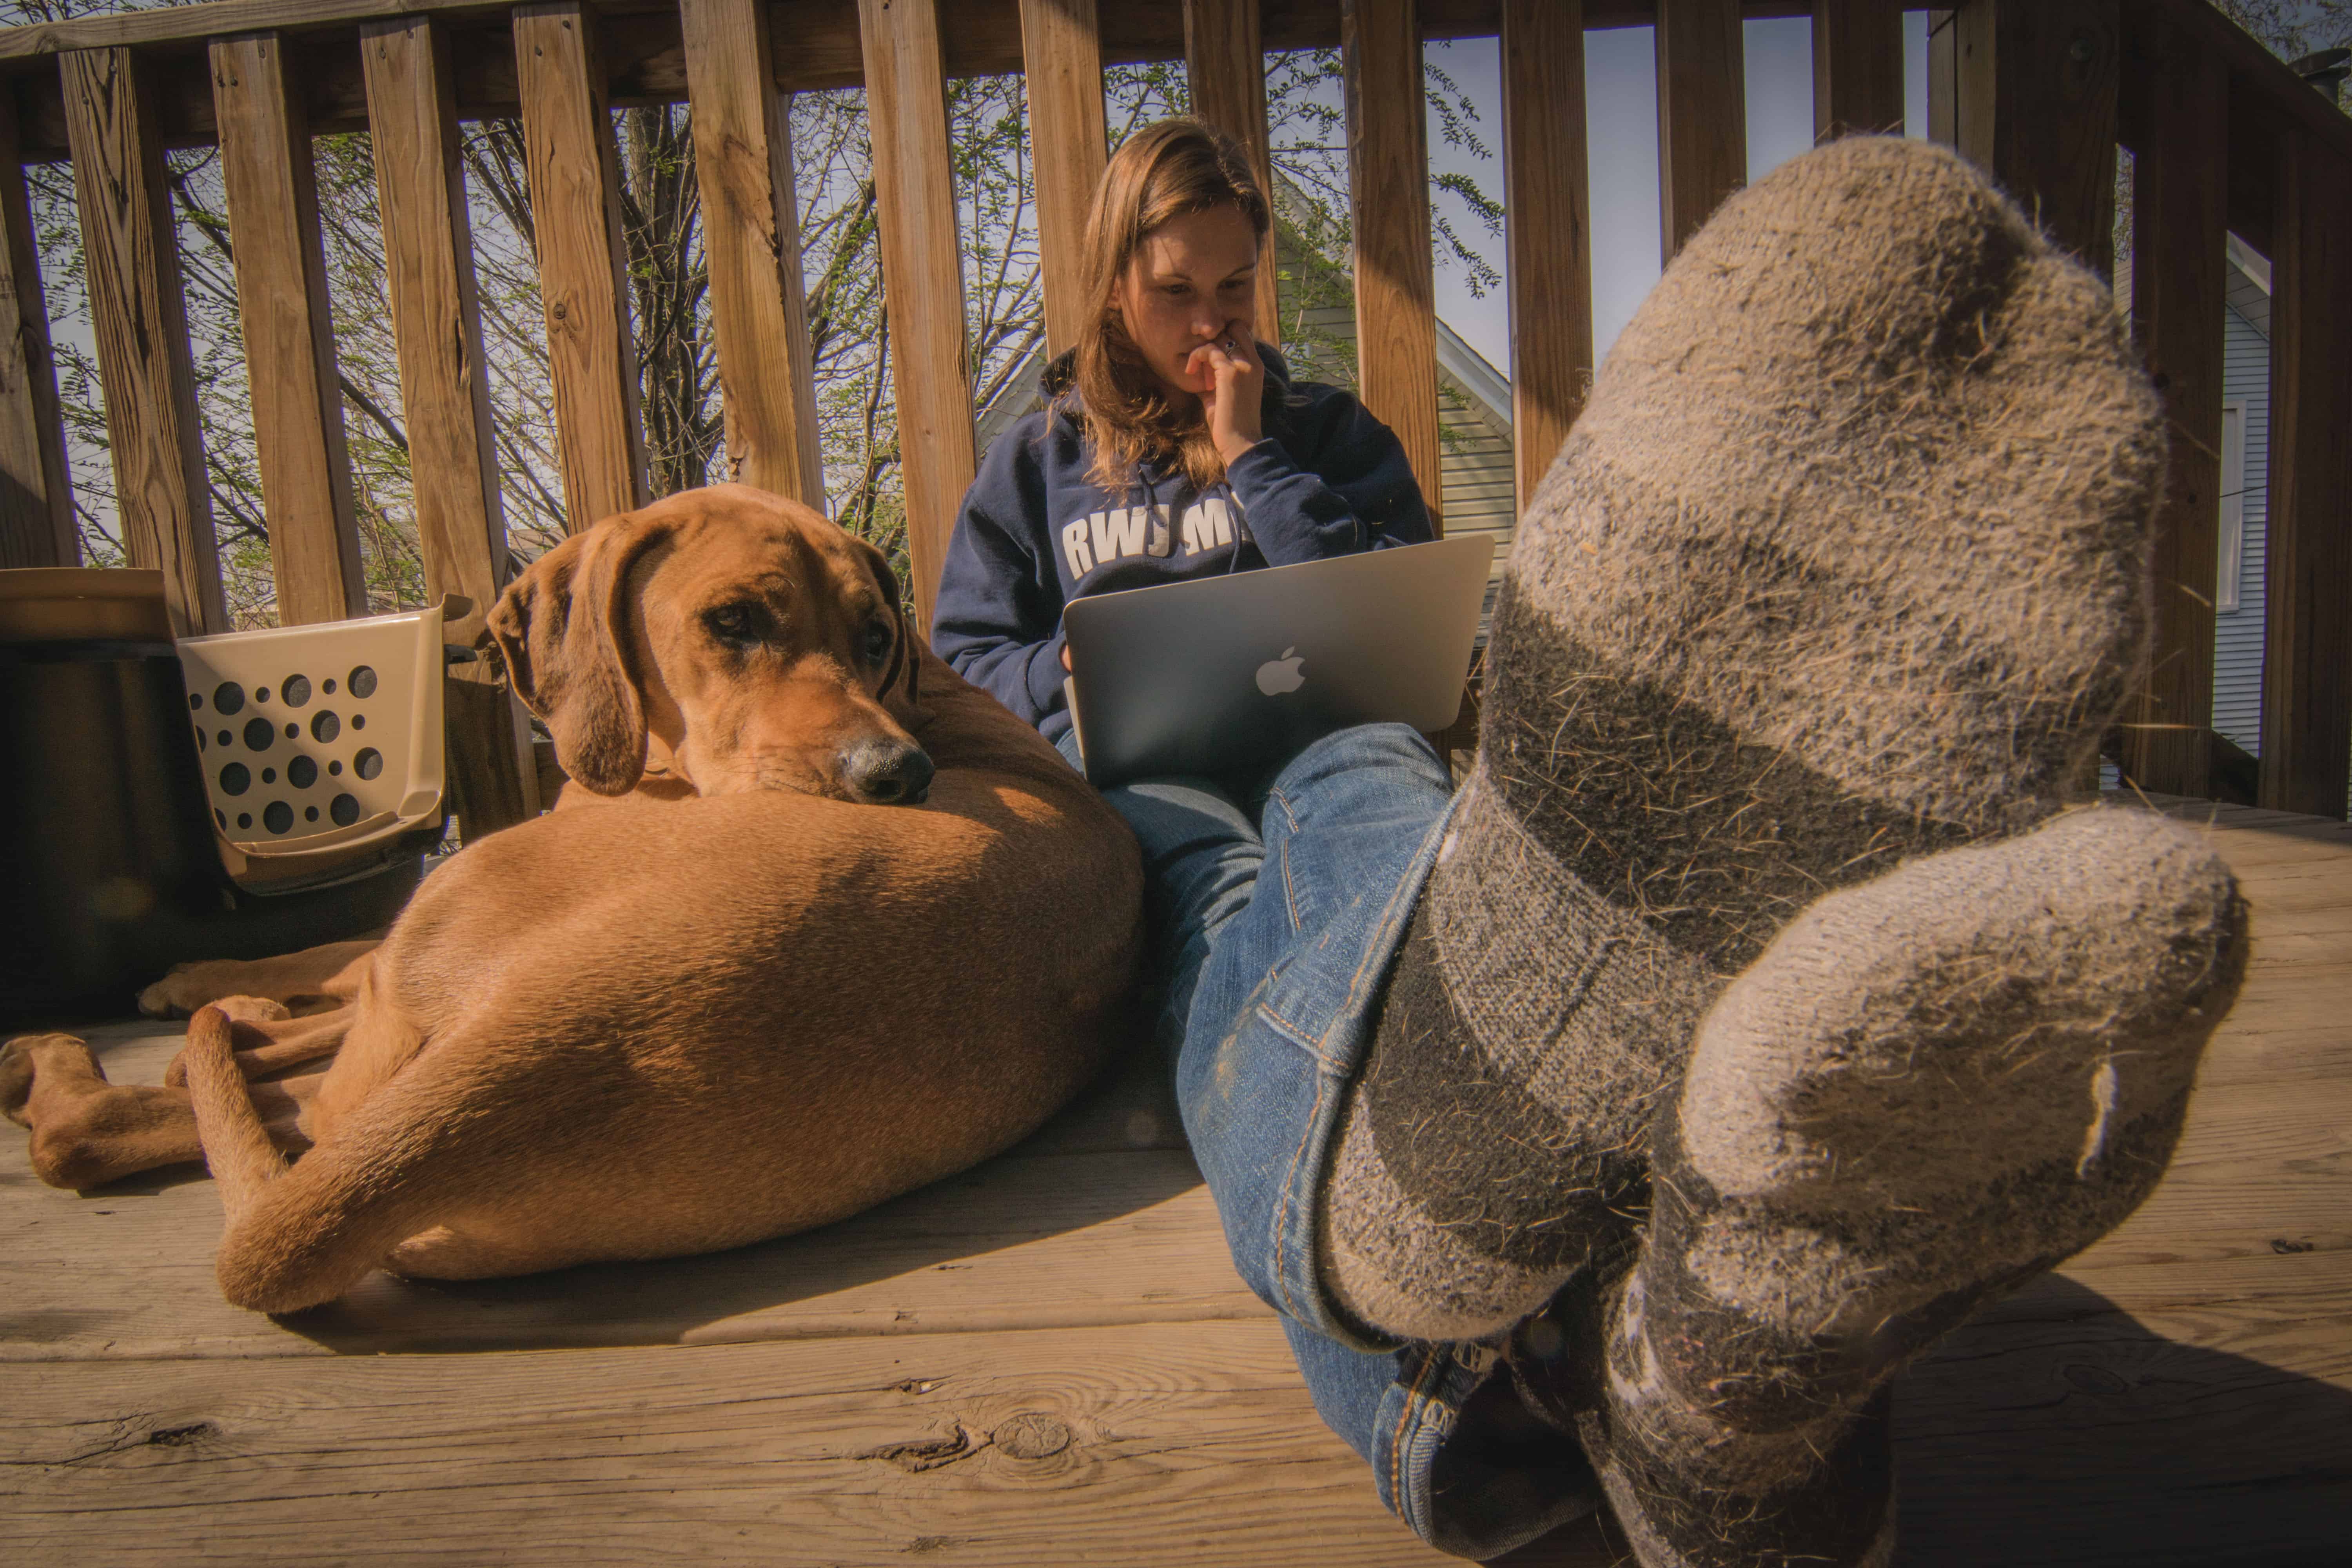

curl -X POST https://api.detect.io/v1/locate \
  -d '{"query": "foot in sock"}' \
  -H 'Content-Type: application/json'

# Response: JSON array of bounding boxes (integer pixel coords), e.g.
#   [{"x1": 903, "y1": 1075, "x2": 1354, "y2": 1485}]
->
[
  {"x1": 1553, "y1": 804, "x2": 2245, "y2": 1568},
  {"x1": 1318, "y1": 134, "x2": 2171, "y2": 1341}
]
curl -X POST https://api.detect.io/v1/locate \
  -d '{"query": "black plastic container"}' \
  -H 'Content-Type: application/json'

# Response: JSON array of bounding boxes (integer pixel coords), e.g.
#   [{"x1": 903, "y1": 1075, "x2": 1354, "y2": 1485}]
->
[{"x1": 1, "y1": 634, "x2": 422, "y2": 1028}]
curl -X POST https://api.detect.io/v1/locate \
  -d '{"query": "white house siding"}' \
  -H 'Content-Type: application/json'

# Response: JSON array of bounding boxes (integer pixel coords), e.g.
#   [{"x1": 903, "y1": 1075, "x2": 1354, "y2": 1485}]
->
[
  {"x1": 2212, "y1": 301, "x2": 2271, "y2": 755},
  {"x1": 1275, "y1": 291, "x2": 1521, "y2": 643},
  {"x1": 1435, "y1": 388, "x2": 1517, "y2": 644}
]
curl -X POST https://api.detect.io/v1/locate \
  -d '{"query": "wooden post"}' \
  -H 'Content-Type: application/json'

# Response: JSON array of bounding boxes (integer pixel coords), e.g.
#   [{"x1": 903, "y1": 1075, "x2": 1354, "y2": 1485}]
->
[
  {"x1": 0, "y1": 86, "x2": 73, "y2": 570},
  {"x1": 210, "y1": 31, "x2": 367, "y2": 626},
  {"x1": 1927, "y1": 8, "x2": 1957, "y2": 145},
  {"x1": 1183, "y1": 0, "x2": 1279, "y2": 349},
  {"x1": 363, "y1": 16, "x2": 534, "y2": 833},
  {"x1": 514, "y1": 0, "x2": 649, "y2": 529},
  {"x1": 858, "y1": 0, "x2": 976, "y2": 628},
  {"x1": 2258, "y1": 133, "x2": 2352, "y2": 819},
  {"x1": 1340, "y1": 0, "x2": 1441, "y2": 531},
  {"x1": 61, "y1": 46, "x2": 225, "y2": 637},
  {"x1": 680, "y1": 0, "x2": 825, "y2": 506},
  {"x1": 1021, "y1": 0, "x2": 1108, "y2": 361},
  {"x1": 1954, "y1": 0, "x2": 2120, "y2": 276},
  {"x1": 1500, "y1": 0, "x2": 1592, "y2": 512},
  {"x1": 1813, "y1": 0, "x2": 1904, "y2": 141},
  {"x1": 2120, "y1": 7, "x2": 2225, "y2": 800},
  {"x1": 1655, "y1": 0, "x2": 1747, "y2": 263}
]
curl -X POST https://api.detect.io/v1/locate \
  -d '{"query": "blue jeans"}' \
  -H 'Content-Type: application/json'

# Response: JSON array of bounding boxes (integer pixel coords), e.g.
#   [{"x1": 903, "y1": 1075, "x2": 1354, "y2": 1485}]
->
[{"x1": 1057, "y1": 724, "x2": 1602, "y2": 1559}]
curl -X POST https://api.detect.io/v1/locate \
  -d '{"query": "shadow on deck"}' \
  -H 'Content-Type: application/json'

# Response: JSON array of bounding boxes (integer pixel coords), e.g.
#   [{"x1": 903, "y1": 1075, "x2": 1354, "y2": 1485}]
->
[{"x1": 3, "y1": 796, "x2": 2347, "y2": 1566}]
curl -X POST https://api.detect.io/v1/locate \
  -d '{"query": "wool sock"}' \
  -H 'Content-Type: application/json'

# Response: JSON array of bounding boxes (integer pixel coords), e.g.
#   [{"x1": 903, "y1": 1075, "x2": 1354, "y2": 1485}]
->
[
  {"x1": 1566, "y1": 804, "x2": 2245, "y2": 1568},
  {"x1": 1317, "y1": 134, "x2": 2167, "y2": 1341}
]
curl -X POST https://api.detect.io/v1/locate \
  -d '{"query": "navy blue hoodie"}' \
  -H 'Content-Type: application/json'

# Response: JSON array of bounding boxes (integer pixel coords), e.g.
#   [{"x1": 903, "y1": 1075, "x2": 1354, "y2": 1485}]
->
[{"x1": 931, "y1": 346, "x2": 1434, "y2": 744}]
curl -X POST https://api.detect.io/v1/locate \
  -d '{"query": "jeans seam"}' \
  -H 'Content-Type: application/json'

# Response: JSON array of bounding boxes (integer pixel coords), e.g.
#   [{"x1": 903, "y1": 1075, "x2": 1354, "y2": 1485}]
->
[
  {"x1": 1388, "y1": 1348, "x2": 1443, "y2": 1527},
  {"x1": 1253, "y1": 1000, "x2": 1319, "y2": 1056},
  {"x1": 1269, "y1": 786, "x2": 1305, "y2": 934},
  {"x1": 1280, "y1": 838, "x2": 1303, "y2": 934},
  {"x1": 1270, "y1": 1064, "x2": 1334, "y2": 1325}
]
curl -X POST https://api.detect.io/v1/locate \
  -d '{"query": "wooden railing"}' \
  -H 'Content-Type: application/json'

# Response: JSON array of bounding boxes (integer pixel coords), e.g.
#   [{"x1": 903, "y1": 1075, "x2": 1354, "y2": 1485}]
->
[{"x1": 0, "y1": 0, "x2": 2345, "y2": 831}]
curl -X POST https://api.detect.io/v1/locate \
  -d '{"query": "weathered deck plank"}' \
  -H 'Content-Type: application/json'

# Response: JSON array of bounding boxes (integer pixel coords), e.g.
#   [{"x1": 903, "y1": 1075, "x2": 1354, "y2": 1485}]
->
[
  {"x1": 2, "y1": 1319, "x2": 1616, "y2": 1567},
  {"x1": 2, "y1": 796, "x2": 2346, "y2": 1564}
]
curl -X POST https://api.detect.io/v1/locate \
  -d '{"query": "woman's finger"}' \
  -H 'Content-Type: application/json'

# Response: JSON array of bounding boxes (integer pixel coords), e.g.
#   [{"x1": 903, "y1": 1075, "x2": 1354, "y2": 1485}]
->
[{"x1": 1188, "y1": 341, "x2": 1241, "y2": 392}]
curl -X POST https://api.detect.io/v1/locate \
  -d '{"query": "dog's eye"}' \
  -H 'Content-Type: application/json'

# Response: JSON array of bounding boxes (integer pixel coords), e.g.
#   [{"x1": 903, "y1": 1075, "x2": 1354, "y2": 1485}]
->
[
  {"x1": 702, "y1": 603, "x2": 766, "y2": 647},
  {"x1": 862, "y1": 618, "x2": 893, "y2": 666}
]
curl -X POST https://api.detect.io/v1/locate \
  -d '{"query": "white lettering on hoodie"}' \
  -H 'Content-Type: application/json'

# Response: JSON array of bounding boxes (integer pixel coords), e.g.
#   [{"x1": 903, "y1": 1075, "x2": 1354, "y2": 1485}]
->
[{"x1": 1060, "y1": 495, "x2": 1244, "y2": 575}]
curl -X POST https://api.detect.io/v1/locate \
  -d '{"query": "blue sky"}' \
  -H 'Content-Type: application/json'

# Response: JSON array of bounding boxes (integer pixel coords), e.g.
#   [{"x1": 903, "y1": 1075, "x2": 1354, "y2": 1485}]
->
[{"x1": 1422, "y1": 12, "x2": 1936, "y2": 373}]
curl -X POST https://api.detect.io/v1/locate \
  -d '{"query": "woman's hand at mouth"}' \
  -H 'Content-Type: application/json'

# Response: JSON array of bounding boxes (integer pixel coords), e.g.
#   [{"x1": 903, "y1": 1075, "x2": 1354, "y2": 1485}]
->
[{"x1": 1185, "y1": 327, "x2": 1265, "y2": 466}]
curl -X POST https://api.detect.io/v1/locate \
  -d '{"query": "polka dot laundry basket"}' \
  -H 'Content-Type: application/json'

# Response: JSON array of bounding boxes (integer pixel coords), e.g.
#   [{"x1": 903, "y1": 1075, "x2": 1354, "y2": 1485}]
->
[{"x1": 176, "y1": 603, "x2": 447, "y2": 889}]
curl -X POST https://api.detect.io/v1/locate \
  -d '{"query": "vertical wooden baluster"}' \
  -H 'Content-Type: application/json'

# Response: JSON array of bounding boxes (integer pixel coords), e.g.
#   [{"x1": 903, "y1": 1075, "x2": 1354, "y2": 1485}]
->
[
  {"x1": 62, "y1": 46, "x2": 224, "y2": 636},
  {"x1": 363, "y1": 16, "x2": 534, "y2": 832},
  {"x1": 211, "y1": 31, "x2": 366, "y2": 625},
  {"x1": 0, "y1": 84, "x2": 73, "y2": 570},
  {"x1": 1183, "y1": 0, "x2": 1279, "y2": 349},
  {"x1": 1813, "y1": 0, "x2": 1904, "y2": 141},
  {"x1": 1954, "y1": 0, "x2": 2120, "y2": 276},
  {"x1": 1021, "y1": 0, "x2": 1107, "y2": 361},
  {"x1": 2122, "y1": 5, "x2": 2225, "y2": 800},
  {"x1": 681, "y1": 0, "x2": 824, "y2": 505},
  {"x1": 858, "y1": 0, "x2": 976, "y2": 629},
  {"x1": 1655, "y1": 0, "x2": 1746, "y2": 262},
  {"x1": 2259, "y1": 132, "x2": 2352, "y2": 818},
  {"x1": 1954, "y1": 0, "x2": 2120, "y2": 799},
  {"x1": 514, "y1": 0, "x2": 648, "y2": 528},
  {"x1": 1340, "y1": 0, "x2": 1441, "y2": 531},
  {"x1": 1500, "y1": 0, "x2": 1592, "y2": 513},
  {"x1": 1927, "y1": 7, "x2": 1958, "y2": 145}
]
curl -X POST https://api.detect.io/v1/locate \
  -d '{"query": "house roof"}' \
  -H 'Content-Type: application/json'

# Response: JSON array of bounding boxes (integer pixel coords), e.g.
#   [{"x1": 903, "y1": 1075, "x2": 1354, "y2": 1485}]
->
[{"x1": 2225, "y1": 232, "x2": 2272, "y2": 339}]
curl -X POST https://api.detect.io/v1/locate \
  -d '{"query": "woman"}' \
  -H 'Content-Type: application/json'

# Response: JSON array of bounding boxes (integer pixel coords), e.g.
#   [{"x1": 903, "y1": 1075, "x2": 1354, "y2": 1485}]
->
[
  {"x1": 930, "y1": 116, "x2": 1443, "y2": 1112},
  {"x1": 932, "y1": 119, "x2": 1433, "y2": 750},
  {"x1": 931, "y1": 125, "x2": 2241, "y2": 1568}
]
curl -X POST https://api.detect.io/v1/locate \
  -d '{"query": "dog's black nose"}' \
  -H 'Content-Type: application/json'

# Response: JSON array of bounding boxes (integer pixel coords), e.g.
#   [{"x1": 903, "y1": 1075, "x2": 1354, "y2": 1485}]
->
[{"x1": 842, "y1": 740, "x2": 934, "y2": 805}]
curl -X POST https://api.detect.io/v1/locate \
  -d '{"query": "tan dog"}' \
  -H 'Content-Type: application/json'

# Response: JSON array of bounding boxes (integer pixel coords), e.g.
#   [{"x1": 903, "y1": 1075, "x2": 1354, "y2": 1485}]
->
[{"x1": 2, "y1": 485, "x2": 1143, "y2": 1313}]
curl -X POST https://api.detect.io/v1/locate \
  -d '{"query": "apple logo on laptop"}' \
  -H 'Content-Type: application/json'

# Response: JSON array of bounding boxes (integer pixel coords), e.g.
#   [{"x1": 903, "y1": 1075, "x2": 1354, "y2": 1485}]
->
[{"x1": 1256, "y1": 646, "x2": 1306, "y2": 696}]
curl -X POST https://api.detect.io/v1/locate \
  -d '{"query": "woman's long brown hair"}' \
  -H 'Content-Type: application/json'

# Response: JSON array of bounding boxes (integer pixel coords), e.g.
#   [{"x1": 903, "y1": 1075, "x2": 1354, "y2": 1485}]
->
[{"x1": 1070, "y1": 118, "x2": 1272, "y2": 494}]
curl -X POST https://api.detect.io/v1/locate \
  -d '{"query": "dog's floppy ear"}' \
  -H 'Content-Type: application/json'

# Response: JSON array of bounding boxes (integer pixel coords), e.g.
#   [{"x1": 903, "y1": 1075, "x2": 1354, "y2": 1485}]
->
[
  {"x1": 854, "y1": 536, "x2": 920, "y2": 710},
  {"x1": 487, "y1": 514, "x2": 670, "y2": 796}
]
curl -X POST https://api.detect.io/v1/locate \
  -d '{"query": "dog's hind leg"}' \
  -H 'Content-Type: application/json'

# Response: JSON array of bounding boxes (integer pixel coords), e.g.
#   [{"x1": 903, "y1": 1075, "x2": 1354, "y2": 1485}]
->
[
  {"x1": 140, "y1": 939, "x2": 381, "y2": 1020},
  {"x1": 181, "y1": 1004, "x2": 484, "y2": 1313},
  {"x1": 4, "y1": 1031, "x2": 316, "y2": 1189}
]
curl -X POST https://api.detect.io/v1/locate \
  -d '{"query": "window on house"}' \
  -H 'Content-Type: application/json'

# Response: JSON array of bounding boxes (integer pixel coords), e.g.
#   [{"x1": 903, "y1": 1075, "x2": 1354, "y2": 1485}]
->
[{"x1": 2217, "y1": 399, "x2": 2246, "y2": 615}]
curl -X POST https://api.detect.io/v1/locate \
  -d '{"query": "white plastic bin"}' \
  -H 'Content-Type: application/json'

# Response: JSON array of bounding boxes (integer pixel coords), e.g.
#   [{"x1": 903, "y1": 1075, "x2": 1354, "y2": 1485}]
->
[{"x1": 175, "y1": 605, "x2": 446, "y2": 890}]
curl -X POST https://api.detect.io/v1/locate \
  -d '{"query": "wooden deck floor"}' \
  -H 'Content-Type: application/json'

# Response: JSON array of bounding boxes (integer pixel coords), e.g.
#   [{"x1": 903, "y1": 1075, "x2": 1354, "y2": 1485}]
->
[{"x1": 3, "y1": 799, "x2": 2347, "y2": 1566}]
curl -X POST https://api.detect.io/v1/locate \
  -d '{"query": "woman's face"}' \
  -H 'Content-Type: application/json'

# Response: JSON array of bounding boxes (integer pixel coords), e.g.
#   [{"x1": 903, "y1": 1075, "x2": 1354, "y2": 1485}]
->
[{"x1": 1114, "y1": 203, "x2": 1259, "y2": 402}]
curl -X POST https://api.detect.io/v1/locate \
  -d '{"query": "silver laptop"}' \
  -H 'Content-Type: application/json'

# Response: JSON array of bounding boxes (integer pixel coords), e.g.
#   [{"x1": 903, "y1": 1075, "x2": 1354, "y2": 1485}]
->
[{"x1": 1061, "y1": 535, "x2": 1495, "y2": 786}]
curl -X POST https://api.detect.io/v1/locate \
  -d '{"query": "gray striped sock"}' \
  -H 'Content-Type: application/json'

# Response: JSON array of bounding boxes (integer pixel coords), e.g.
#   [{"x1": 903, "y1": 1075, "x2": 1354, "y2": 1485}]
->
[{"x1": 1316, "y1": 134, "x2": 2167, "y2": 1344}]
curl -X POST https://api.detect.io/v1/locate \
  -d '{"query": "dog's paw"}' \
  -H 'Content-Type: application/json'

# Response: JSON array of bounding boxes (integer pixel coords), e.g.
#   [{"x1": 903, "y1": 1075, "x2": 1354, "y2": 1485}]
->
[
  {"x1": 2, "y1": 1037, "x2": 40, "y2": 1126},
  {"x1": 140, "y1": 964, "x2": 299, "y2": 1021},
  {"x1": 212, "y1": 995, "x2": 294, "y2": 1026},
  {"x1": 162, "y1": 999, "x2": 290, "y2": 1088},
  {"x1": 3, "y1": 1033, "x2": 95, "y2": 1128},
  {"x1": 139, "y1": 962, "x2": 228, "y2": 1018}
]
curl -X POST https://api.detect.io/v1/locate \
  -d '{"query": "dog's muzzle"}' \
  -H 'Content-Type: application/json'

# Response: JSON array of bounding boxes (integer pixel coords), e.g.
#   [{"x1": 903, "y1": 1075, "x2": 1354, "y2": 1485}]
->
[{"x1": 840, "y1": 739, "x2": 935, "y2": 806}]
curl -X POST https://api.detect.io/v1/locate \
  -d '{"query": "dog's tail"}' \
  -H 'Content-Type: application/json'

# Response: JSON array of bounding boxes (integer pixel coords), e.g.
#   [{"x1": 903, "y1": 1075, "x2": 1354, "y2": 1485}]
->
[{"x1": 184, "y1": 1004, "x2": 470, "y2": 1315}]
